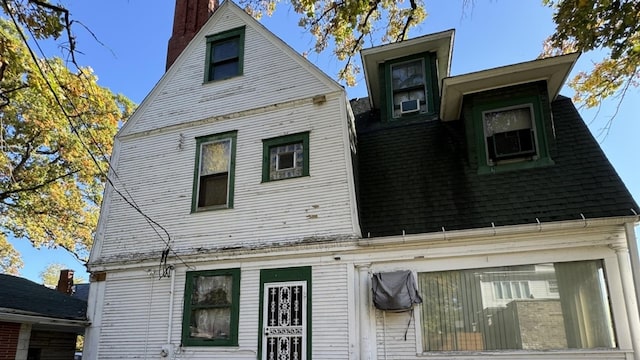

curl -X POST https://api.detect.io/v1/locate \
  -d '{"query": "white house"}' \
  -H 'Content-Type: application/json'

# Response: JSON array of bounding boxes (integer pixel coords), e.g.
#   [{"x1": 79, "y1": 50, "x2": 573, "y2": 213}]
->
[{"x1": 84, "y1": 1, "x2": 640, "y2": 359}]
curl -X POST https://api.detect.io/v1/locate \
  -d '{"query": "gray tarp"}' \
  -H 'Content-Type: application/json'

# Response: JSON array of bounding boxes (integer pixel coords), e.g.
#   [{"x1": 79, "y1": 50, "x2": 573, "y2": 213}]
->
[{"x1": 372, "y1": 270, "x2": 423, "y2": 311}]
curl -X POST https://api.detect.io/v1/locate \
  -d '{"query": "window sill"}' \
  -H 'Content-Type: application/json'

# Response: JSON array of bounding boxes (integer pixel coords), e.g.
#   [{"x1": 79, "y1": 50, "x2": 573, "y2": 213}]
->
[
  {"x1": 191, "y1": 204, "x2": 233, "y2": 213},
  {"x1": 477, "y1": 157, "x2": 554, "y2": 175},
  {"x1": 417, "y1": 349, "x2": 628, "y2": 359}
]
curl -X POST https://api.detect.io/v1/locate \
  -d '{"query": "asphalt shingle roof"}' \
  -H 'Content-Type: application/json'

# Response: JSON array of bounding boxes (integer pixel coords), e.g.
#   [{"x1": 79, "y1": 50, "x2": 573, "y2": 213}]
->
[
  {"x1": 0, "y1": 274, "x2": 87, "y2": 321},
  {"x1": 354, "y1": 96, "x2": 638, "y2": 237}
]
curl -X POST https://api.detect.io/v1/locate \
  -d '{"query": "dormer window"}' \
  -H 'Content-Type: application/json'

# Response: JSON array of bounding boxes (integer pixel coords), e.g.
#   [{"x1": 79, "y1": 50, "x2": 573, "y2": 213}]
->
[
  {"x1": 470, "y1": 89, "x2": 554, "y2": 174},
  {"x1": 483, "y1": 104, "x2": 537, "y2": 165},
  {"x1": 391, "y1": 59, "x2": 427, "y2": 117}
]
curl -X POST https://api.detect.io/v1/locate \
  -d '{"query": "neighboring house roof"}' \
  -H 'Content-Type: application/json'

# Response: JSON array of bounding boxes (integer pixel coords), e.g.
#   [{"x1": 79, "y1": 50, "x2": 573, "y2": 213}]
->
[
  {"x1": 354, "y1": 95, "x2": 639, "y2": 237},
  {"x1": 0, "y1": 274, "x2": 87, "y2": 322},
  {"x1": 72, "y1": 283, "x2": 90, "y2": 302}
]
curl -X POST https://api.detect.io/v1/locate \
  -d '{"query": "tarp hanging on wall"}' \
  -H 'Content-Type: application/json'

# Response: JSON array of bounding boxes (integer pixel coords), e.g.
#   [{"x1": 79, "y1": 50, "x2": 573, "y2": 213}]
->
[{"x1": 372, "y1": 270, "x2": 422, "y2": 311}]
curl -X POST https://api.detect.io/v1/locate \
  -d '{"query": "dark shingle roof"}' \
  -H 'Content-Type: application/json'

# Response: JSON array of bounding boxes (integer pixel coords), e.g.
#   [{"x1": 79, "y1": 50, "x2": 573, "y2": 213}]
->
[
  {"x1": 0, "y1": 274, "x2": 87, "y2": 320},
  {"x1": 354, "y1": 96, "x2": 638, "y2": 237}
]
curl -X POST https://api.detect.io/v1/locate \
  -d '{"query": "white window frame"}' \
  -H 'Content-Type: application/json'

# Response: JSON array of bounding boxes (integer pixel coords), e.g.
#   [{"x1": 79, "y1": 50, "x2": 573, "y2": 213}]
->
[{"x1": 482, "y1": 103, "x2": 539, "y2": 165}]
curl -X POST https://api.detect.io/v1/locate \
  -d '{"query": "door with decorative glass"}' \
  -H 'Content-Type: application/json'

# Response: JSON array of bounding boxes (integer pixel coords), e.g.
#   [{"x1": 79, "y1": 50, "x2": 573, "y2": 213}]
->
[{"x1": 261, "y1": 280, "x2": 307, "y2": 360}]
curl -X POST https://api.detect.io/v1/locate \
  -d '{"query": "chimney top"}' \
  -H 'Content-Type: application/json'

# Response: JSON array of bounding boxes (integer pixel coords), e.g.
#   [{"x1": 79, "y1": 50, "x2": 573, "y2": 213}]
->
[
  {"x1": 56, "y1": 269, "x2": 74, "y2": 295},
  {"x1": 166, "y1": 0, "x2": 219, "y2": 70}
]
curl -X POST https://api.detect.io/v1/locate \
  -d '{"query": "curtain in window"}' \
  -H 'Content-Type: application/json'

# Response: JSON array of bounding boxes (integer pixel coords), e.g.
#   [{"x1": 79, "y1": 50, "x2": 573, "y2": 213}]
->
[
  {"x1": 190, "y1": 275, "x2": 232, "y2": 339},
  {"x1": 554, "y1": 261, "x2": 615, "y2": 348}
]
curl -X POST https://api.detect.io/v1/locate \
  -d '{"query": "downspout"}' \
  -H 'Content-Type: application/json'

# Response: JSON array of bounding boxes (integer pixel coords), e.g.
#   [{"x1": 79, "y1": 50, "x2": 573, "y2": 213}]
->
[
  {"x1": 161, "y1": 266, "x2": 176, "y2": 359},
  {"x1": 167, "y1": 266, "x2": 176, "y2": 344}
]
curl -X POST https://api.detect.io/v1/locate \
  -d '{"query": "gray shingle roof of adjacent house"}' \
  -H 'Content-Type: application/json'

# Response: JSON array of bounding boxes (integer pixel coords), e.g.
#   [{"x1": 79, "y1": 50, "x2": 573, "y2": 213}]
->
[
  {"x1": 353, "y1": 95, "x2": 639, "y2": 237},
  {"x1": 0, "y1": 274, "x2": 87, "y2": 321}
]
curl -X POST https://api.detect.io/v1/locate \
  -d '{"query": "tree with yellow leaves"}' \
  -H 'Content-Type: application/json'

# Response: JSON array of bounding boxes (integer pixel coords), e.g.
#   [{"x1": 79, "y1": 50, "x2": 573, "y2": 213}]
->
[
  {"x1": 543, "y1": 0, "x2": 640, "y2": 109},
  {"x1": 0, "y1": 12, "x2": 133, "y2": 273}
]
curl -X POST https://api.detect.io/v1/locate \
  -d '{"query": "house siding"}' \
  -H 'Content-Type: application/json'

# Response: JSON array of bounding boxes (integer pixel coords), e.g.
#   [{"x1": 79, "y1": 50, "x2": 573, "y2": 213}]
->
[
  {"x1": 95, "y1": 96, "x2": 358, "y2": 264},
  {"x1": 122, "y1": 4, "x2": 339, "y2": 137},
  {"x1": 91, "y1": 261, "x2": 351, "y2": 360}
]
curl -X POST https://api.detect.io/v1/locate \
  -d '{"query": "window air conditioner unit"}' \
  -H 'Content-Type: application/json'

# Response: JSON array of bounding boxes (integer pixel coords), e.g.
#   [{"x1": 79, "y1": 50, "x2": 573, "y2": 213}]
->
[
  {"x1": 491, "y1": 129, "x2": 536, "y2": 160},
  {"x1": 400, "y1": 99, "x2": 420, "y2": 114}
]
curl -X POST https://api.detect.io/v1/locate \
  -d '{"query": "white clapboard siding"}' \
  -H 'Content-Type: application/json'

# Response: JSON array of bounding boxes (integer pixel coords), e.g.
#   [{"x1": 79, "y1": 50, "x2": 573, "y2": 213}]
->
[
  {"x1": 312, "y1": 264, "x2": 351, "y2": 359},
  {"x1": 97, "y1": 96, "x2": 358, "y2": 261},
  {"x1": 94, "y1": 261, "x2": 351, "y2": 359},
  {"x1": 121, "y1": 2, "x2": 340, "y2": 137},
  {"x1": 97, "y1": 271, "x2": 173, "y2": 359},
  {"x1": 375, "y1": 309, "x2": 419, "y2": 359}
]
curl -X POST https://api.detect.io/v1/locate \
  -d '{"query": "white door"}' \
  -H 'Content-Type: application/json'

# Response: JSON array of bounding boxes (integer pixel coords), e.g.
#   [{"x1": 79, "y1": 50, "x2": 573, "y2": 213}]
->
[{"x1": 262, "y1": 281, "x2": 307, "y2": 360}]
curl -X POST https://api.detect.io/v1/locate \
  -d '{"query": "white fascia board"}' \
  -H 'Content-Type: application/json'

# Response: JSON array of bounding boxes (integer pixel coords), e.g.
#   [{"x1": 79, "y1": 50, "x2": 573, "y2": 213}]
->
[
  {"x1": 0, "y1": 309, "x2": 89, "y2": 328},
  {"x1": 361, "y1": 29, "x2": 454, "y2": 109},
  {"x1": 440, "y1": 52, "x2": 579, "y2": 121}
]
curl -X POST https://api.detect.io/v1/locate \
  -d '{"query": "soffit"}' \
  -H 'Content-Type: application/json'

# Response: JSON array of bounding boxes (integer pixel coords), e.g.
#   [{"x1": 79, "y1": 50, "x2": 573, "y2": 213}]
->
[
  {"x1": 440, "y1": 52, "x2": 579, "y2": 121},
  {"x1": 361, "y1": 29, "x2": 454, "y2": 110}
]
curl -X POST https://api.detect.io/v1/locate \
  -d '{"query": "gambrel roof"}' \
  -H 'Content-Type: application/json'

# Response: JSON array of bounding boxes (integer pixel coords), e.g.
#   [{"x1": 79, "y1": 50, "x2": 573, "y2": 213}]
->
[{"x1": 353, "y1": 95, "x2": 638, "y2": 237}]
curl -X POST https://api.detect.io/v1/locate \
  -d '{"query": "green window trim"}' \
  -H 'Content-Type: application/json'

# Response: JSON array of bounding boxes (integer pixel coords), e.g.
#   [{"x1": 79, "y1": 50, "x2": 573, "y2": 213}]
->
[
  {"x1": 473, "y1": 95, "x2": 553, "y2": 174},
  {"x1": 181, "y1": 268, "x2": 241, "y2": 347},
  {"x1": 258, "y1": 267, "x2": 312, "y2": 360},
  {"x1": 384, "y1": 52, "x2": 439, "y2": 121},
  {"x1": 204, "y1": 26, "x2": 245, "y2": 83},
  {"x1": 191, "y1": 131, "x2": 237, "y2": 212},
  {"x1": 261, "y1": 132, "x2": 310, "y2": 182}
]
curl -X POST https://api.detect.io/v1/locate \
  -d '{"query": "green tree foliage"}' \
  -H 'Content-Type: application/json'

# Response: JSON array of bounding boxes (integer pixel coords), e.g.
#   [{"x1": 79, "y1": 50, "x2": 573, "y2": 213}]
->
[
  {"x1": 240, "y1": 0, "x2": 427, "y2": 85},
  {"x1": 542, "y1": 0, "x2": 640, "y2": 109},
  {"x1": 0, "y1": 1, "x2": 134, "y2": 274}
]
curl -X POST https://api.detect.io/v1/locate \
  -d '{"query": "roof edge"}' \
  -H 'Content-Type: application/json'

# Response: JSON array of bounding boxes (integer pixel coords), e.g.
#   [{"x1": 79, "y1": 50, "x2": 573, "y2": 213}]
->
[{"x1": 440, "y1": 52, "x2": 579, "y2": 121}]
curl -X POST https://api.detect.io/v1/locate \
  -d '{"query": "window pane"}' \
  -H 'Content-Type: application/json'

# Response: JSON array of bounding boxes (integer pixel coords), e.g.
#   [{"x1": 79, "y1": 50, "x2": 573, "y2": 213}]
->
[
  {"x1": 211, "y1": 61, "x2": 239, "y2": 80},
  {"x1": 192, "y1": 275, "x2": 233, "y2": 305},
  {"x1": 484, "y1": 107, "x2": 532, "y2": 136},
  {"x1": 212, "y1": 38, "x2": 239, "y2": 62},
  {"x1": 269, "y1": 142, "x2": 304, "y2": 180},
  {"x1": 198, "y1": 173, "x2": 228, "y2": 207},
  {"x1": 392, "y1": 59, "x2": 424, "y2": 90},
  {"x1": 190, "y1": 308, "x2": 231, "y2": 340},
  {"x1": 200, "y1": 140, "x2": 230, "y2": 176},
  {"x1": 418, "y1": 260, "x2": 615, "y2": 352}
]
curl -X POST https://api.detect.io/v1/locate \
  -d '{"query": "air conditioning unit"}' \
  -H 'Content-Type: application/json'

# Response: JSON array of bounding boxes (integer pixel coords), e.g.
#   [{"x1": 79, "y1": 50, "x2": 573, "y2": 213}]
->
[
  {"x1": 400, "y1": 99, "x2": 420, "y2": 114},
  {"x1": 491, "y1": 129, "x2": 536, "y2": 160}
]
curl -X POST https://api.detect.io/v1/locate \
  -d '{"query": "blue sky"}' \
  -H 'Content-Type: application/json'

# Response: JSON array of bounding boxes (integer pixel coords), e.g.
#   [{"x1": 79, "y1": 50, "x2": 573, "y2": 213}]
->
[{"x1": 9, "y1": 0, "x2": 639, "y2": 282}]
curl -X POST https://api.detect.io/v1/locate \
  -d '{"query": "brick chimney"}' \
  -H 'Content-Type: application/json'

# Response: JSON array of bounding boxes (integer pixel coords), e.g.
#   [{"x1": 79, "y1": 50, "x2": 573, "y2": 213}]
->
[
  {"x1": 56, "y1": 269, "x2": 74, "y2": 295},
  {"x1": 166, "y1": 0, "x2": 219, "y2": 70}
]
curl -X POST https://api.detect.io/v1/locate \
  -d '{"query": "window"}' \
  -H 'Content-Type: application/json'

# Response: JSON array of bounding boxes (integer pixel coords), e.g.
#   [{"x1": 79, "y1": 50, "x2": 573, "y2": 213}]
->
[
  {"x1": 417, "y1": 260, "x2": 616, "y2": 352},
  {"x1": 182, "y1": 269, "x2": 240, "y2": 346},
  {"x1": 385, "y1": 53, "x2": 437, "y2": 119},
  {"x1": 262, "y1": 132, "x2": 309, "y2": 182},
  {"x1": 205, "y1": 27, "x2": 244, "y2": 82},
  {"x1": 472, "y1": 94, "x2": 553, "y2": 174},
  {"x1": 492, "y1": 281, "x2": 531, "y2": 300},
  {"x1": 192, "y1": 131, "x2": 237, "y2": 211},
  {"x1": 483, "y1": 105, "x2": 536, "y2": 164}
]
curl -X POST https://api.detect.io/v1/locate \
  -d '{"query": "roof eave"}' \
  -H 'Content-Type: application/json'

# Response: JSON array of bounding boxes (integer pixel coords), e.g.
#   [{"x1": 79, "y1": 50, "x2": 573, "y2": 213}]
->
[
  {"x1": 361, "y1": 29, "x2": 455, "y2": 110},
  {"x1": 440, "y1": 52, "x2": 580, "y2": 121}
]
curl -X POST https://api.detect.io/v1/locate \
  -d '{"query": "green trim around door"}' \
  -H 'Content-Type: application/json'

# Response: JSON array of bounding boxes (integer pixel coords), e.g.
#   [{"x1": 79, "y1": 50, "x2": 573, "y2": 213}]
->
[{"x1": 258, "y1": 266, "x2": 312, "y2": 360}]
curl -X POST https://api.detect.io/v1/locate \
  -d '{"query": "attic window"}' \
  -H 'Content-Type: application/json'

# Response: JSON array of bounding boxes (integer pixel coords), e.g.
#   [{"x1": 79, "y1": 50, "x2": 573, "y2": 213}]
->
[
  {"x1": 483, "y1": 105, "x2": 537, "y2": 164},
  {"x1": 205, "y1": 27, "x2": 245, "y2": 82},
  {"x1": 471, "y1": 90, "x2": 554, "y2": 174},
  {"x1": 391, "y1": 59, "x2": 427, "y2": 117}
]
